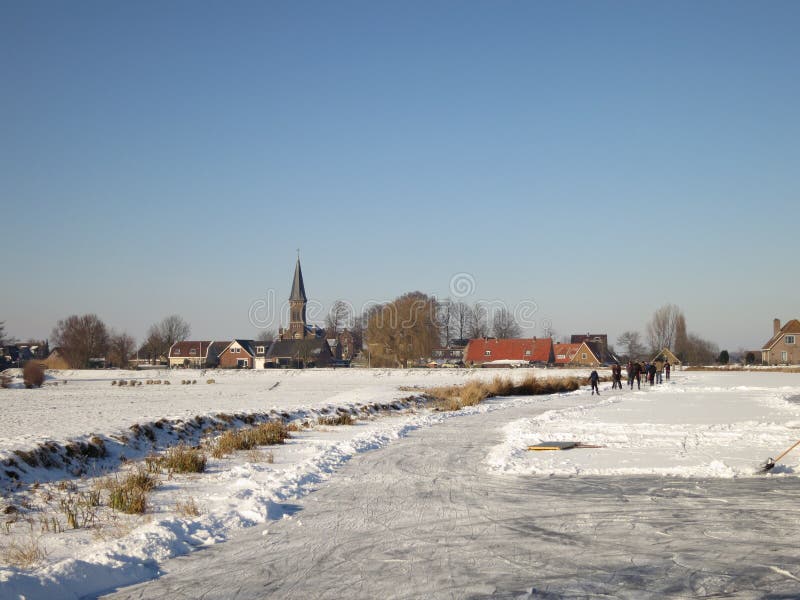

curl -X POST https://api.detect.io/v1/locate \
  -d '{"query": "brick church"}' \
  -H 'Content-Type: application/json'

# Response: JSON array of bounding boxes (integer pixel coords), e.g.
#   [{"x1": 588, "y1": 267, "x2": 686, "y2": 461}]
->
[{"x1": 265, "y1": 258, "x2": 333, "y2": 367}]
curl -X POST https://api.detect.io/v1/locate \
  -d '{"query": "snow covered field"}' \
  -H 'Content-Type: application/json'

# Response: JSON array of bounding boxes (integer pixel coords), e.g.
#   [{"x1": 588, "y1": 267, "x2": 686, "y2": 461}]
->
[{"x1": 2, "y1": 369, "x2": 800, "y2": 599}]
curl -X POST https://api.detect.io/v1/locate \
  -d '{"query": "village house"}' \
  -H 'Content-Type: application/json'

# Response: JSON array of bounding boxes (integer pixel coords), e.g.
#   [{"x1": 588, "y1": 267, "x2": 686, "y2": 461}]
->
[
  {"x1": 130, "y1": 346, "x2": 167, "y2": 368},
  {"x1": 463, "y1": 338, "x2": 554, "y2": 367},
  {"x1": 571, "y1": 340, "x2": 620, "y2": 366},
  {"x1": 762, "y1": 318, "x2": 800, "y2": 365},
  {"x1": 570, "y1": 333, "x2": 608, "y2": 348},
  {"x1": 430, "y1": 345, "x2": 465, "y2": 366},
  {"x1": 651, "y1": 348, "x2": 681, "y2": 367},
  {"x1": 218, "y1": 339, "x2": 262, "y2": 369},
  {"x1": 43, "y1": 347, "x2": 70, "y2": 370},
  {"x1": 168, "y1": 341, "x2": 226, "y2": 368},
  {"x1": 553, "y1": 343, "x2": 582, "y2": 366}
]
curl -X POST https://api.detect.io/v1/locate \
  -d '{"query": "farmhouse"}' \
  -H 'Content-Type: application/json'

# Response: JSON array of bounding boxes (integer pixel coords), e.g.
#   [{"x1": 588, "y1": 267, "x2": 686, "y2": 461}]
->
[
  {"x1": 762, "y1": 318, "x2": 800, "y2": 365},
  {"x1": 464, "y1": 338, "x2": 554, "y2": 367},
  {"x1": 168, "y1": 341, "x2": 226, "y2": 368}
]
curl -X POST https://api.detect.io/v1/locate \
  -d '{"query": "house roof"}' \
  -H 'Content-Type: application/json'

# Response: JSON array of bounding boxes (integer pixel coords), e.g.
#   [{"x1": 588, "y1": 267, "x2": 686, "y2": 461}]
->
[
  {"x1": 570, "y1": 333, "x2": 608, "y2": 345},
  {"x1": 208, "y1": 341, "x2": 232, "y2": 358},
  {"x1": 585, "y1": 341, "x2": 619, "y2": 365},
  {"x1": 553, "y1": 343, "x2": 582, "y2": 364},
  {"x1": 267, "y1": 339, "x2": 332, "y2": 359},
  {"x1": 570, "y1": 342, "x2": 599, "y2": 363},
  {"x1": 169, "y1": 341, "x2": 212, "y2": 358},
  {"x1": 221, "y1": 339, "x2": 257, "y2": 357},
  {"x1": 762, "y1": 319, "x2": 800, "y2": 350},
  {"x1": 464, "y1": 338, "x2": 553, "y2": 364},
  {"x1": 652, "y1": 347, "x2": 681, "y2": 364},
  {"x1": 290, "y1": 258, "x2": 307, "y2": 302}
]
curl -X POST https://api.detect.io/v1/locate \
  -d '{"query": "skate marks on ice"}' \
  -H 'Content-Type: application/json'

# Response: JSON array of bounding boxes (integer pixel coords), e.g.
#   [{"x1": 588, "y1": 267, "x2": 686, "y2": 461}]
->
[{"x1": 106, "y1": 402, "x2": 800, "y2": 600}]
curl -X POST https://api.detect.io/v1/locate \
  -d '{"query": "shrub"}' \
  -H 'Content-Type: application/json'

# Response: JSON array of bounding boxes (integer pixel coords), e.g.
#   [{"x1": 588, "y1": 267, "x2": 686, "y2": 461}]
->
[
  {"x1": 23, "y1": 362, "x2": 45, "y2": 388},
  {"x1": 160, "y1": 444, "x2": 207, "y2": 474}
]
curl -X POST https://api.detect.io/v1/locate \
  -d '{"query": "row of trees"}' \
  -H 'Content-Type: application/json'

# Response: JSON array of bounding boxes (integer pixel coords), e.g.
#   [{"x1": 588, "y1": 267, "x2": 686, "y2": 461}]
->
[
  {"x1": 50, "y1": 314, "x2": 191, "y2": 369},
  {"x1": 616, "y1": 304, "x2": 720, "y2": 364},
  {"x1": 357, "y1": 294, "x2": 526, "y2": 367}
]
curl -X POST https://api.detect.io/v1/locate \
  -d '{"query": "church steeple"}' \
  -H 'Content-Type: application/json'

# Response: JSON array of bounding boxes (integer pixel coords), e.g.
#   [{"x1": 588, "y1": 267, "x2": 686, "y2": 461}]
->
[
  {"x1": 288, "y1": 256, "x2": 308, "y2": 339},
  {"x1": 289, "y1": 257, "x2": 307, "y2": 303}
]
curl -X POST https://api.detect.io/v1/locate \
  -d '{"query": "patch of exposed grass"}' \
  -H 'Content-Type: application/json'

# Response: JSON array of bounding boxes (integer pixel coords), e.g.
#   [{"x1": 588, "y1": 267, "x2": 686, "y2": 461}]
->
[
  {"x1": 175, "y1": 496, "x2": 201, "y2": 518},
  {"x1": 211, "y1": 421, "x2": 290, "y2": 459},
  {"x1": 159, "y1": 444, "x2": 207, "y2": 474},
  {"x1": 426, "y1": 375, "x2": 584, "y2": 411},
  {"x1": 1, "y1": 536, "x2": 47, "y2": 568},
  {"x1": 104, "y1": 468, "x2": 158, "y2": 514},
  {"x1": 318, "y1": 414, "x2": 355, "y2": 426}
]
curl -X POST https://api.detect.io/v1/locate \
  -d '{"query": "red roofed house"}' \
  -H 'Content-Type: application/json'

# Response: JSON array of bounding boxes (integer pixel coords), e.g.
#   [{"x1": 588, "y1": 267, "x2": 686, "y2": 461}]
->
[
  {"x1": 168, "y1": 341, "x2": 224, "y2": 369},
  {"x1": 553, "y1": 343, "x2": 581, "y2": 365},
  {"x1": 762, "y1": 318, "x2": 800, "y2": 365},
  {"x1": 464, "y1": 338, "x2": 554, "y2": 367}
]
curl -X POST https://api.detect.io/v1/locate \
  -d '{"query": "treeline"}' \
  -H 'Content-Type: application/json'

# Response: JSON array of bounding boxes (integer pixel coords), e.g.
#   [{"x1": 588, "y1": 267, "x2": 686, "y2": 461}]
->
[
  {"x1": 615, "y1": 304, "x2": 719, "y2": 364},
  {"x1": 49, "y1": 314, "x2": 191, "y2": 369}
]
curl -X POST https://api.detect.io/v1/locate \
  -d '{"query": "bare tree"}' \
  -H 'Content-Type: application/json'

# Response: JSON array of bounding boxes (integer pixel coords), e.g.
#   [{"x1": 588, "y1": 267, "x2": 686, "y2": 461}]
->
[
  {"x1": 324, "y1": 300, "x2": 351, "y2": 338},
  {"x1": 452, "y1": 301, "x2": 471, "y2": 342},
  {"x1": 683, "y1": 333, "x2": 718, "y2": 365},
  {"x1": 255, "y1": 329, "x2": 275, "y2": 343},
  {"x1": 51, "y1": 314, "x2": 110, "y2": 368},
  {"x1": 647, "y1": 304, "x2": 682, "y2": 353},
  {"x1": 0, "y1": 321, "x2": 5, "y2": 347},
  {"x1": 158, "y1": 315, "x2": 191, "y2": 347},
  {"x1": 616, "y1": 331, "x2": 646, "y2": 361},
  {"x1": 437, "y1": 299, "x2": 453, "y2": 347},
  {"x1": 145, "y1": 315, "x2": 191, "y2": 358},
  {"x1": 492, "y1": 307, "x2": 522, "y2": 338},
  {"x1": 467, "y1": 303, "x2": 489, "y2": 338},
  {"x1": 108, "y1": 332, "x2": 136, "y2": 368}
]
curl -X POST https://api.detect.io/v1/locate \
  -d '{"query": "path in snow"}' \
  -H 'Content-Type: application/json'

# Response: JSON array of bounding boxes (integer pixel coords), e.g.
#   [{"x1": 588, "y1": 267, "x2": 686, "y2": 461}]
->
[{"x1": 106, "y1": 393, "x2": 800, "y2": 599}]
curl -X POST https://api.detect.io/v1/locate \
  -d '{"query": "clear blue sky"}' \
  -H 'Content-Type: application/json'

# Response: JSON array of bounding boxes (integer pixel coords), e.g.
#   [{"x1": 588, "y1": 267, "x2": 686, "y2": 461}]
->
[{"x1": 2, "y1": 1, "x2": 798, "y2": 351}]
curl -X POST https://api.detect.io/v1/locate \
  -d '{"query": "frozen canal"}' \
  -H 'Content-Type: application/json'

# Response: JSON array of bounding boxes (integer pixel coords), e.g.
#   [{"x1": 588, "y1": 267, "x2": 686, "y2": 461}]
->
[{"x1": 107, "y1": 385, "x2": 800, "y2": 599}]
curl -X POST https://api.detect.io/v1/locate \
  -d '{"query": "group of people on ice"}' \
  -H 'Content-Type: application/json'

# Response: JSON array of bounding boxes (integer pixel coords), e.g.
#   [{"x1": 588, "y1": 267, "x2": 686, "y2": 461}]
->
[{"x1": 589, "y1": 359, "x2": 671, "y2": 395}]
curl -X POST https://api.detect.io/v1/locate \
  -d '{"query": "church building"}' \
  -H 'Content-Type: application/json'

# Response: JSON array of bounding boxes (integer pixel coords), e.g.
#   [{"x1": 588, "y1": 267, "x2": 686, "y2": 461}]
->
[{"x1": 266, "y1": 257, "x2": 333, "y2": 368}]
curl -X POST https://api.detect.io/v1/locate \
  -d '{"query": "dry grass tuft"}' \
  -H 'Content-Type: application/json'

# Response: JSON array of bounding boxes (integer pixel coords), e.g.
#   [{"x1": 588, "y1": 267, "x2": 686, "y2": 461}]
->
[
  {"x1": 426, "y1": 375, "x2": 583, "y2": 411},
  {"x1": 318, "y1": 414, "x2": 355, "y2": 426},
  {"x1": 175, "y1": 496, "x2": 201, "y2": 518},
  {"x1": 211, "y1": 421, "x2": 290, "y2": 458},
  {"x1": 159, "y1": 444, "x2": 207, "y2": 474},
  {"x1": 104, "y1": 468, "x2": 158, "y2": 514},
  {"x1": 2, "y1": 536, "x2": 47, "y2": 567}
]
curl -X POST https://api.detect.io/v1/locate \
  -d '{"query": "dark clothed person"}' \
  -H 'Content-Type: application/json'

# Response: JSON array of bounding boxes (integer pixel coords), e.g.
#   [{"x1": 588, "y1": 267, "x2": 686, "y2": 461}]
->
[{"x1": 589, "y1": 370, "x2": 600, "y2": 395}]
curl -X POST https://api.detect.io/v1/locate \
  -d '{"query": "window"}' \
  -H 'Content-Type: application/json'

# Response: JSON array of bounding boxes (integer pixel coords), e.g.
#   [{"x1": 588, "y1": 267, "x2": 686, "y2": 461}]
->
[
  {"x1": 257, "y1": 346, "x2": 265, "y2": 355},
  {"x1": 232, "y1": 347, "x2": 240, "y2": 353},
  {"x1": 781, "y1": 351, "x2": 788, "y2": 362},
  {"x1": 524, "y1": 350, "x2": 531, "y2": 356},
  {"x1": 174, "y1": 349, "x2": 181, "y2": 355},
  {"x1": 484, "y1": 350, "x2": 492, "y2": 357},
  {"x1": 581, "y1": 353, "x2": 587, "y2": 360},
  {"x1": 786, "y1": 335, "x2": 796, "y2": 345},
  {"x1": 190, "y1": 348, "x2": 196, "y2": 356}
]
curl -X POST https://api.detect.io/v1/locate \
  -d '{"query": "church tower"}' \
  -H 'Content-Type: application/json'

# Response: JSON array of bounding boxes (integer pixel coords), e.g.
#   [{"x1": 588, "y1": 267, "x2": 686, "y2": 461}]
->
[{"x1": 287, "y1": 257, "x2": 308, "y2": 339}]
